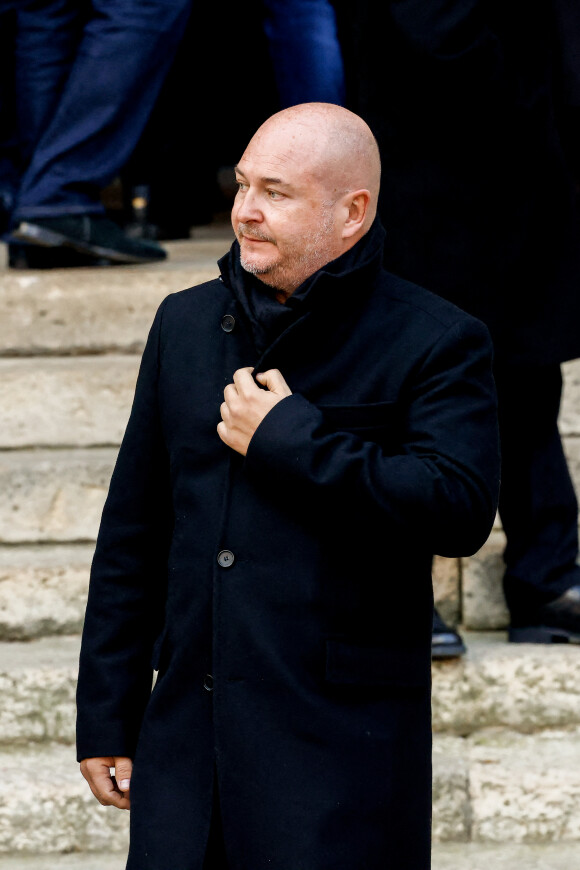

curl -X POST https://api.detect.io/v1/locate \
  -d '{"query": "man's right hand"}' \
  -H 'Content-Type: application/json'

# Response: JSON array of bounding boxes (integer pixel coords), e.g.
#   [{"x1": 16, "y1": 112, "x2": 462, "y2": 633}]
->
[{"x1": 80, "y1": 756, "x2": 133, "y2": 810}]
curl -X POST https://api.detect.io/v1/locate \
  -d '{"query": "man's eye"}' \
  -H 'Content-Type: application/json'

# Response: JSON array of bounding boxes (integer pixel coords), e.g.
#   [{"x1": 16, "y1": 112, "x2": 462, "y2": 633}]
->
[
  {"x1": 236, "y1": 181, "x2": 248, "y2": 191},
  {"x1": 267, "y1": 190, "x2": 283, "y2": 199}
]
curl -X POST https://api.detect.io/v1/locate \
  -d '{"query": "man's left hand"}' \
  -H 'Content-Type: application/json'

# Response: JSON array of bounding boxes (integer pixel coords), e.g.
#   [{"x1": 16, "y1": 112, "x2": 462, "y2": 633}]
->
[{"x1": 218, "y1": 367, "x2": 292, "y2": 456}]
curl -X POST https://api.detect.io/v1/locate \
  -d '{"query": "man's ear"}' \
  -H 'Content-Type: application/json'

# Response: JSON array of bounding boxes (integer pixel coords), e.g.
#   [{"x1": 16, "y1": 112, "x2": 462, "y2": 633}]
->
[{"x1": 341, "y1": 190, "x2": 371, "y2": 239}]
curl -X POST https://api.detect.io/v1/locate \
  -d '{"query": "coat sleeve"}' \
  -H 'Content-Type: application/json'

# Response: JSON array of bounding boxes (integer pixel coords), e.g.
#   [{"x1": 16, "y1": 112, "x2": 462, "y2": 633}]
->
[
  {"x1": 76, "y1": 298, "x2": 172, "y2": 762},
  {"x1": 245, "y1": 316, "x2": 500, "y2": 557}
]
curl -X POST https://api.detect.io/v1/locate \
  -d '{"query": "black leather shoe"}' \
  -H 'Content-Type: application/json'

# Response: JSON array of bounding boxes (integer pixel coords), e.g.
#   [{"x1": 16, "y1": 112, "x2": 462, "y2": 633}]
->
[
  {"x1": 432, "y1": 608, "x2": 466, "y2": 659},
  {"x1": 11, "y1": 214, "x2": 166, "y2": 265},
  {"x1": 7, "y1": 242, "x2": 113, "y2": 269},
  {"x1": 509, "y1": 585, "x2": 580, "y2": 643}
]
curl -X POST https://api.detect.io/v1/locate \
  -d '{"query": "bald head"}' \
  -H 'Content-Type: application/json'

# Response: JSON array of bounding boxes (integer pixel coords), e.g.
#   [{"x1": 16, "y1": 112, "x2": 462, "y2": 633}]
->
[
  {"x1": 232, "y1": 103, "x2": 382, "y2": 298},
  {"x1": 251, "y1": 102, "x2": 381, "y2": 227}
]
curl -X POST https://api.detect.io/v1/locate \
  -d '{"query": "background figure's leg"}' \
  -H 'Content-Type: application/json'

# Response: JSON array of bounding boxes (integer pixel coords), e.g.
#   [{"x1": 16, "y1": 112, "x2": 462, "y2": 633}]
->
[
  {"x1": 496, "y1": 362, "x2": 580, "y2": 625},
  {"x1": 14, "y1": 0, "x2": 84, "y2": 169},
  {"x1": 262, "y1": 0, "x2": 345, "y2": 107},
  {"x1": 12, "y1": 0, "x2": 192, "y2": 221},
  {"x1": 0, "y1": 7, "x2": 20, "y2": 232}
]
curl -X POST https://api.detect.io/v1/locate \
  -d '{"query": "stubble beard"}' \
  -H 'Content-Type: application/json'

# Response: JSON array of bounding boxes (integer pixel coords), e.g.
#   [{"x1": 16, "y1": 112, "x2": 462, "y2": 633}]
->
[{"x1": 237, "y1": 210, "x2": 336, "y2": 293}]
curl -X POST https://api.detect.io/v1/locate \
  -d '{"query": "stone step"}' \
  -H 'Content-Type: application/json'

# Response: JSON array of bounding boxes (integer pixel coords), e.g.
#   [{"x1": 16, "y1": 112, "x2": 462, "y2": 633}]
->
[
  {"x1": 0, "y1": 449, "x2": 115, "y2": 544},
  {"x1": 1, "y1": 633, "x2": 579, "y2": 746},
  {"x1": 0, "y1": 743, "x2": 129, "y2": 854},
  {"x1": 2, "y1": 844, "x2": 580, "y2": 870},
  {"x1": 433, "y1": 632, "x2": 580, "y2": 735},
  {"x1": 0, "y1": 356, "x2": 138, "y2": 448},
  {"x1": 0, "y1": 228, "x2": 232, "y2": 357},
  {"x1": 1, "y1": 356, "x2": 579, "y2": 452},
  {"x1": 0, "y1": 543, "x2": 466, "y2": 643},
  {"x1": 0, "y1": 729, "x2": 579, "y2": 853},
  {"x1": 0, "y1": 545, "x2": 459, "y2": 643},
  {"x1": 463, "y1": 529, "x2": 509, "y2": 630},
  {"x1": 433, "y1": 728, "x2": 580, "y2": 843},
  {"x1": 561, "y1": 358, "x2": 580, "y2": 436},
  {"x1": 433, "y1": 842, "x2": 580, "y2": 870},
  {"x1": 0, "y1": 545, "x2": 93, "y2": 640},
  {"x1": 0, "y1": 857, "x2": 126, "y2": 870},
  {"x1": 0, "y1": 455, "x2": 459, "y2": 636}
]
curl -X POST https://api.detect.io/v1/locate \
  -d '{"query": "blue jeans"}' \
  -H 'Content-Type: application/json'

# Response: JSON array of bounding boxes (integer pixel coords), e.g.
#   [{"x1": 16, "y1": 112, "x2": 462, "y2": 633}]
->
[
  {"x1": 262, "y1": 0, "x2": 345, "y2": 108},
  {"x1": 10, "y1": 0, "x2": 191, "y2": 222}
]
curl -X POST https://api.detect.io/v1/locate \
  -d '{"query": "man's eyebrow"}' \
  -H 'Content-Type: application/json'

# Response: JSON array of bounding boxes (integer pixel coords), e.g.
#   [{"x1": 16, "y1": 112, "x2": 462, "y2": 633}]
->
[{"x1": 234, "y1": 166, "x2": 290, "y2": 187}]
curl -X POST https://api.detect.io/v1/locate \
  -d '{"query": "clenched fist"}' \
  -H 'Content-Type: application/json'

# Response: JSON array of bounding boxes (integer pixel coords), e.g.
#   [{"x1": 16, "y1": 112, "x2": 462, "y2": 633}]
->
[{"x1": 218, "y1": 367, "x2": 292, "y2": 456}]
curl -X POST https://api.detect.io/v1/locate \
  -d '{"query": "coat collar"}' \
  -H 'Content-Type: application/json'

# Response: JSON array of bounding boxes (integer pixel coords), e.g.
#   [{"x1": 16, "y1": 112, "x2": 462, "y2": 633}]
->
[{"x1": 218, "y1": 219, "x2": 386, "y2": 355}]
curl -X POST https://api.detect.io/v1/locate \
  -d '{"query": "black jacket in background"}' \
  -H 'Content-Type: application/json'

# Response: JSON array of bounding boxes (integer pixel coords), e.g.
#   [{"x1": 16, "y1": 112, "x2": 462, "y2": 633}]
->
[{"x1": 339, "y1": 0, "x2": 580, "y2": 366}]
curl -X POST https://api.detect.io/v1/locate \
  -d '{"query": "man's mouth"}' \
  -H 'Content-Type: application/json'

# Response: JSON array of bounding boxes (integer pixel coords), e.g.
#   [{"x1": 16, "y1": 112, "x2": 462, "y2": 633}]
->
[{"x1": 237, "y1": 225, "x2": 275, "y2": 245}]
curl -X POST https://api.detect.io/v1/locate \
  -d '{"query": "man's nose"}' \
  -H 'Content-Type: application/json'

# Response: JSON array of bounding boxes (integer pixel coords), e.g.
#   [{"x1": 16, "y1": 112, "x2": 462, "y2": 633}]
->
[{"x1": 235, "y1": 188, "x2": 262, "y2": 223}]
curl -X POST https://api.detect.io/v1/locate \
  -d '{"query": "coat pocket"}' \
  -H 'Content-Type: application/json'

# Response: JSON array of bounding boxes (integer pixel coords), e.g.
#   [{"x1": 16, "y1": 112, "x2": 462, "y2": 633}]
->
[
  {"x1": 318, "y1": 400, "x2": 396, "y2": 430},
  {"x1": 318, "y1": 401, "x2": 400, "y2": 446},
  {"x1": 325, "y1": 640, "x2": 430, "y2": 689}
]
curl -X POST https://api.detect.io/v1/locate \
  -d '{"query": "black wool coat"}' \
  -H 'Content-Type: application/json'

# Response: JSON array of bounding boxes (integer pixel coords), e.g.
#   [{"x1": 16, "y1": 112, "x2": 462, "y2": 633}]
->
[
  {"x1": 76, "y1": 223, "x2": 500, "y2": 870},
  {"x1": 338, "y1": 0, "x2": 580, "y2": 367}
]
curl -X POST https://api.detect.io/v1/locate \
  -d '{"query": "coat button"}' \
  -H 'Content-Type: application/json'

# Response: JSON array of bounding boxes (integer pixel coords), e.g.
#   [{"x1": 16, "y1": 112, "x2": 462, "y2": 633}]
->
[
  {"x1": 203, "y1": 674, "x2": 214, "y2": 692},
  {"x1": 217, "y1": 549, "x2": 235, "y2": 567},
  {"x1": 221, "y1": 314, "x2": 236, "y2": 333}
]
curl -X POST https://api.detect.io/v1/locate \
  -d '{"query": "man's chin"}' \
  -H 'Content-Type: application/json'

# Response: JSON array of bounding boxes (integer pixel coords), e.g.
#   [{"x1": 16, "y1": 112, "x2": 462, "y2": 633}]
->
[{"x1": 240, "y1": 256, "x2": 274, "y2": 276}]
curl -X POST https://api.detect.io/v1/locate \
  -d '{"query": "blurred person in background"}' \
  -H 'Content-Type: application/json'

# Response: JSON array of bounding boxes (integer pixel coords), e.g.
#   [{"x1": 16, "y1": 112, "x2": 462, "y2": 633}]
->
[
  {"x1": 338, "y1": 0, "x2": 580, "y2": 655},
  {"x1": 120, "y1": 0, "x2": 346, "y2": 243},
  {"x1": 262, "y1": 0, "x2": 345, "y2": 109},
  {"x1": 2, "y1": 0, "x2": 192, "y2": 269}
]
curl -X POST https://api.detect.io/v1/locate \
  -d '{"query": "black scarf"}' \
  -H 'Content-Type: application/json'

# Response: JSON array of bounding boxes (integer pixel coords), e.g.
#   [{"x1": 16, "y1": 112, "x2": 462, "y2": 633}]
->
[{"x1": 219, "y1": 218, "x2": 386, "y2": 355}]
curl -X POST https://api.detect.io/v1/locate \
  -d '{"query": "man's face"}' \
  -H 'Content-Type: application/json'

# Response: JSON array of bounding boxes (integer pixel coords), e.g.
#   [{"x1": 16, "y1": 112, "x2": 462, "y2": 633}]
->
[{"x1": 231, "y1": 123, "x2": 345, "y2": 296}]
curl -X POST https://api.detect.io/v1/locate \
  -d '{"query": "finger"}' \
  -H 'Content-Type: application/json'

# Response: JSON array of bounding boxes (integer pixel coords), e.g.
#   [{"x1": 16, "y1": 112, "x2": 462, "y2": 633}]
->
[
  {"x1": 255, "y1": 369, "x2": 292, "y2": 397},
  {"x1": 114, "y1": 757, "x2": 133, "y2": 796},
  {"x1": 81, "y1": 758, "x2": 122, "y2": 807},
  {"x1": 104, "y1": 784, "x2": 131, "y2": 811},
  {"x1": 233, "y1": 367, "x2": 258, "y2": 397},
  {"x1": 219, "y1": 401, "x2": 230, "y2": 423},
  {"x1": 224, "y1": 383, "x2": 238, "y2": 403},
  {"x1": 217, "y1": 420, "x2": 229, "y2": 444}
]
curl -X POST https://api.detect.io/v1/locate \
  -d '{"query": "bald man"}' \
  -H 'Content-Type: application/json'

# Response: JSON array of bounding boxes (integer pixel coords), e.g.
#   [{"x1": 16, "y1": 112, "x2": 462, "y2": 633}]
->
[{"x1": 76, "y1": 103, "x2": 500, "y2": 869}]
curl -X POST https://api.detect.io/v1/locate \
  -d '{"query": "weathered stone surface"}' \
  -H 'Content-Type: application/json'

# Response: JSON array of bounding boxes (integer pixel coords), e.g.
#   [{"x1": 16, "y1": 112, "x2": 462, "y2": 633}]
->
[
  {"x1": 0, "y1": 735, "x2": 465, "y2": 852},
  {"x1": 1, "y1": 732, "x2": 577, "y2": 852},
  {"x1": 469, "y1": 728, "x2": 580, "y2": 843},
  {"x1": 0, "y1": 744, "x2": 129, "y2": 853},
  {"x1": 432, "y1": 633, "x2": 580, "y2": 734},
  {"x1": 434, "y1": 728, "x2": 580, "y2": 844},
  {"x1": 0, "y1": 357, "x2": 138, "y2": 448},
  {"x1": 433, "y1": 556, "x2": 461, "y2": 626},
  {"x1": 0, "y1": 234, "x2": 230, "y2": 356},
  {"x1": 2, "y1": 843, "x2": 580, "y2": 870},
  {"x1": 0, "y1": 545, "x2": 92, "y2": 639},
  {"x1": 3, "y1": 633, "x2": 580, "y2": 746},
  {"x1": 563, "y1": 436, "x2": 580, "y2": 507},
  {"x1": 0, "y1": 449, "x2": 115, "y2": 543},
  {"x1": 560, "y1": 359, "x2": 580, "y2": 436},
  {"x1": 0, "y1": 856, "x2": 127, "y2": 869},
  {"x1": 0, "y1": 636, "x2": 78, "y2": 744},
  {"x1": 433, "y1": 841, "x2": 580, "y2": 870},
  {"x1": 2, "y1": 842, "x2": 579, "y2": 869},
  {"x1": 462, "y1": 531, "x2": 509, "y2": 631},
  {"x1": 432, "y1": 735, "x2": 470, "y2": 842}
]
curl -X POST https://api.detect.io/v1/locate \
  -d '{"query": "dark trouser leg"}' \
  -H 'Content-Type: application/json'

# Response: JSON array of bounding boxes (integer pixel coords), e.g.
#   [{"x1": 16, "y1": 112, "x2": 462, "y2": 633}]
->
[
  {"x1": 12, "y1": 0, "x2": 191, "y2": 221},
  {"x1": 262, "y1": 0, "x2": 345, "y2": 107},
  {"x1": 0, "y1": 8, "x2": 19, "y2": 232},
  {"x1": 14, "y1": 0, "x2": 84, "y2": 168},
  {"x1": 496, "y1": 361, "x2": 580, "y2": 623}
]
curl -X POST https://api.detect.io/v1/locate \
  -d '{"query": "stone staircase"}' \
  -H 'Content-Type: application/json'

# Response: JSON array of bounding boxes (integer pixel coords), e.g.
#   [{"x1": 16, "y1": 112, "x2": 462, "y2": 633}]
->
[{"x1": 1, "y1": 218, "x2": 580, "y2": 865}]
